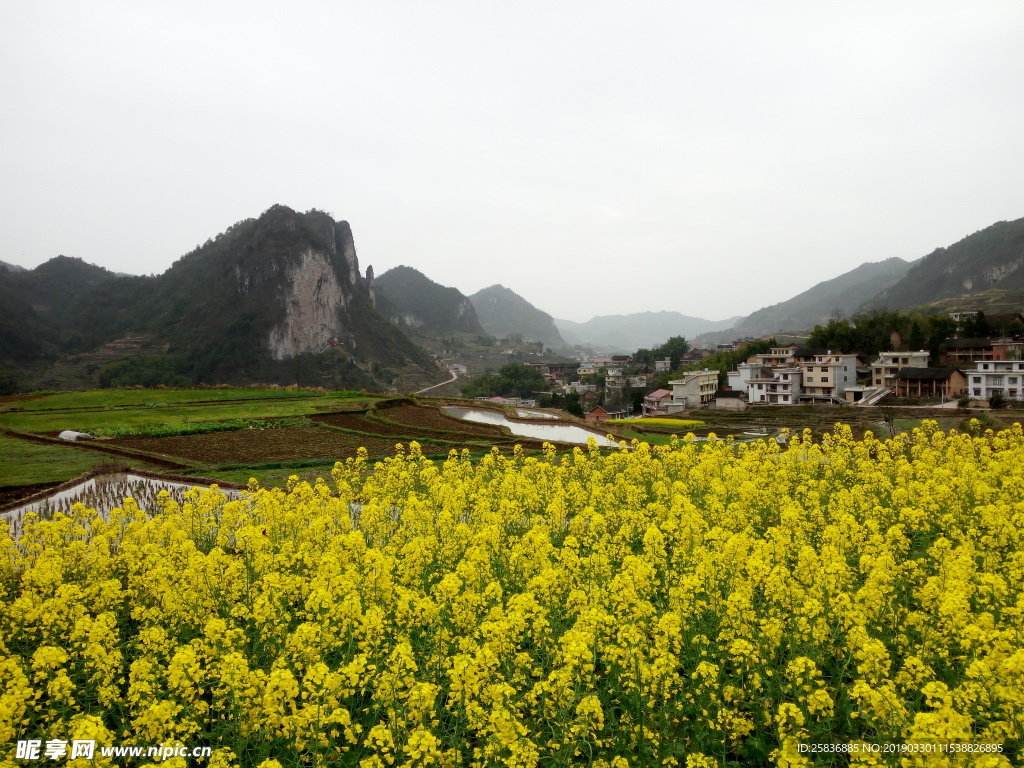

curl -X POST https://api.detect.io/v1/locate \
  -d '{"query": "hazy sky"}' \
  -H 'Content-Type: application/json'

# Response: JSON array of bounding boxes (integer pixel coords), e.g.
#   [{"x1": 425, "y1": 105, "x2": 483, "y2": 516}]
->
[{"x1": 2, "y1": 2, "x2": 1023, "y2": 322}]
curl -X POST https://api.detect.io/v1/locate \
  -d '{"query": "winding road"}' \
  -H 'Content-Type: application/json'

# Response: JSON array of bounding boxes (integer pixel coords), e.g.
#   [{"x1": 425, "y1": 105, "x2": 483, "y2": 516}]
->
[{"x1": 414, "y1": 368, "x2": 459, "y2": 395}]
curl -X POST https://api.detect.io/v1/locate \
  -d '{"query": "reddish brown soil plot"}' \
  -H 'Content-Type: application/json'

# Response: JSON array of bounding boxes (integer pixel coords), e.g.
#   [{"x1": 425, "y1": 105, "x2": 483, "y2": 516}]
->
[
  {"x1": 113, "y1": 427, "x2": 416, "y2": 464},
  {"x1": 313, "y1": 411, "x2": 426, "y2": 438},
  {"x1": 375, "y1": 405, "x2": 510, "y2": 437}
]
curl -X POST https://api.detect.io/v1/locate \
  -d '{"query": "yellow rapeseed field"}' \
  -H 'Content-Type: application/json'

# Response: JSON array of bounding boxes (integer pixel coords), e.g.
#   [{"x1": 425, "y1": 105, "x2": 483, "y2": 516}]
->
[{"x1": 1, "y1": 422, "x2": 1022, "y2": 767}]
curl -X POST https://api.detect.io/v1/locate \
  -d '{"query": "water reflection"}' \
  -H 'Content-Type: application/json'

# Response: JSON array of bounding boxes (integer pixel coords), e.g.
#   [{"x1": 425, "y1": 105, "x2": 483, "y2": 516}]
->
[{"x1": 443, "y1": 407, "x2": 619, "y2": 447}]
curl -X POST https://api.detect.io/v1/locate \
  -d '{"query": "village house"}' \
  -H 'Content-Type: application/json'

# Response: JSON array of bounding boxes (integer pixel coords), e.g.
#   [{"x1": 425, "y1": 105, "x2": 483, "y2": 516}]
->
[
  {"x1": 727, "y1": 363, "x2": 769, "y2": 394},
  {"x1": 965, "y1": 359, "x2": 1024, "y2": 401},
  {"x1": 654, "y1": 357, "x2": 673, "y2": 373},
  {"x1": 948, "y1": 310, "x2": 979, "y2": 323},
  {"x1": 667, "y1": 369, "x2": 719, "y2": 410},
  {"x1": 711, "y1": 390, "x2": 747, "y2": 410},
  {"x1": 585, "y1": 405, "x2": 627, "y2": 423},
  {"x1": 895, "y1": 367, "x2": 966, "y2": 399},
  {"x1": 748, "y1": 367, "x2": 803, "y2": 405},
  {"x1": 942, "y1": 338, "x2": 996, "y2": 365},
  {"x1": 871, "y1": 350, "x2": 930, "y2": 388},
  {"x1": 577, "y1": 390, "x2": 599, "y2": 410},
  {"x1": 798, "y1": 351, "x2": 858, "y2": 403},
  {"x1": 677, "y1": 352, "x2": 707, "y2": 368},
  {"x1": 642, "y1": 388, "x2": 673, "y2": 417},
  {"x1": 991, "y1": 338, "x2": 1024, "y2": 360},
  {"x1": 747, "y1": 345, "x2": 799, "y2": 367},
  {"x1": 546, "y1": 362, "x2": 582, "y2": 384},
  {"x1": 605, "y1": 372, "x2": 626, "y2": 389},
  {"x1": 565, "y1": 381, "x2": 598, "y2": 395}
]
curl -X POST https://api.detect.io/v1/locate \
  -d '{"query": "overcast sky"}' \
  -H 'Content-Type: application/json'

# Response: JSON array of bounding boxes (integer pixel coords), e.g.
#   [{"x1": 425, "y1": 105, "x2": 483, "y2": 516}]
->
[{"x1": 2, "y1": 2, "x2": 1023, "y2": 322}]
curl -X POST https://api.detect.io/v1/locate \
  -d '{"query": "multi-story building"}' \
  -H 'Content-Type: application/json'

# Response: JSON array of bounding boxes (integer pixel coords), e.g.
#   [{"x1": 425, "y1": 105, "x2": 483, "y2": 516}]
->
[
  {"x1": 991, "y1": 338, "x2": 1024, "y2": 361},
  {"x1": 668, "y1": 369, "x2": 719, "y2": 409},
  {"x1": 896, "y1": 368, "x2": 967, "y2": 399},
  {"x1": 871, "y1": 350, "x2": 930, "y2": 388},
  {"x1": 943, "y1": 338, "x2": 995, "y2": 365},
  {"x1": 747, "y1": 345, "x2": 799, "y2": 367},
  {"x1": 965, "y1": 359, "x2": 1024, "y2": 401},
  {"x1": 642, "y1": 388, "x2": 673, "y2": 416},
  {"x1": 747, "y1": 367, "x2": 803, "y2": 405},
  {"x1": 727, "y1": 363, "x2": 768, "y2": 394},
  {"x1": 654, "y1": 358, "x2": 673, "y2": 373},
  {"x1": 797, "y1": 352, "x2": 858, "y2": 402}
]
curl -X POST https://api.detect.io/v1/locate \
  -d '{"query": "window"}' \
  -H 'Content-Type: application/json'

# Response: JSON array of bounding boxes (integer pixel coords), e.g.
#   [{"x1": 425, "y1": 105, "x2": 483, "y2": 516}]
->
[
  {"x1": 974, "y1": 389, "x2": 981, "y2": 396},
  {"x1": 821, "y1": 377, "x2": 829, "y2": 383},
  {"x1": 993, "y1": 376, "x2": 1003, "y2": 386},
  {"x1": 821, "y1": 367, "x2": 828, "y2": 372},
  {"x1": 983, "y1": 364, "x2": 990, "y2": 370},
  {"x1": 974, "y1": 377, "x2": 981, "y2": 383},
  {"x1": 1011, "y1": 377, "x2": 1018, "y2": 384},
  {"x1": 807, "y1": 377, "x2": 814, "y2": 383},
  {"x1": 844, "y1": 366, "x2": 848, "y2": 371},
  {"x1": 901, "y1": 358, "x2": 909, "y2": 365}
]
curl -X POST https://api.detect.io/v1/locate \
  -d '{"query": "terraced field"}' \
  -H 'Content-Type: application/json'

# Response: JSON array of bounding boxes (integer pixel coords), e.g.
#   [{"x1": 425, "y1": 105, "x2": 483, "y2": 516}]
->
[
  {"x1": 0, "y1": 390, "x2": 559, "y2": 500},
  {"x1": 111, "y1": 426, "x2": 411, "y2": 464},
  {"x1": 375, "y1": 403, "x2": 511, "y2": 436}
]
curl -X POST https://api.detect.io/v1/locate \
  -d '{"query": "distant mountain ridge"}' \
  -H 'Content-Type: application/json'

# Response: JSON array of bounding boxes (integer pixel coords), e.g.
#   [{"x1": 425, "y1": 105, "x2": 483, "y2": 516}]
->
[
  {"x1": 555, "y1": 311, "x2": 743, "y2": 352},
  {"x1": 468, "y1": 285, "x2": 565, "y2": 348},
  {"x1": 865, "y1": 217, "x2": 1024, "y2": 311},
  {"x1": 695, "y1": 257, "x2": 915, "y2": 344},
  {"x1": 375, "y1": 266, "x2": 486, "y2": 335}
]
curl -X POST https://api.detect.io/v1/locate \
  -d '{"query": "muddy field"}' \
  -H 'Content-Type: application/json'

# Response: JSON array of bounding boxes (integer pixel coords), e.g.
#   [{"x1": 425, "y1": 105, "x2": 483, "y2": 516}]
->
[
  {"x1": 313, "y1": 411, "x2": 424, "y2": 437},
  {"x1": 113, "y1": 427, "x2": 411, "y2": 464},
  {"x1": 376, "y1": 404, "x2": 511, "y2": 437}
]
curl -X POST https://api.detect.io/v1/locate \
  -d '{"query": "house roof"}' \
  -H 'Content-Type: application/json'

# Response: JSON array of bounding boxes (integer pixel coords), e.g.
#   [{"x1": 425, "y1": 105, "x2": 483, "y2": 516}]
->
[
  {"x1": 944, "y1": 338, "x2": 993, "y2": 349},
  {"x1": 587, "y1": 405, "x2": 625, "y2": 415},
  {"x1": 792, "y1": 347, "x2": 830, "y2": 358},
  {"x1": 896, "y1": 366, "x2": 962, "y2": 381},
  {"x1": 645, "y1": 388, "x2": 672, "y2": 400},
  {"x1": 715, "y1": 389, "x2": 743, "y2": 398}
]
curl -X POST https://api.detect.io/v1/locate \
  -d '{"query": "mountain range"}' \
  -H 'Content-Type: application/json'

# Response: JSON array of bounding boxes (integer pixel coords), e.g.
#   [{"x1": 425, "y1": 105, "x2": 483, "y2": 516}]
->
[
  {"x1": 374, "y1": 266, "x2": 486, "y2": 336},
  {"x1": 555, "y1": 312, "x2": 743, "y2": 353},
  {"x1": 468, "y1": 285, "x2": 566, "y2": 348},
  {"x1": 3, "y1": 208, "x2": 1023, "y2": 392},
  {"x1": 697, "y1": 257, "x2": 916, "y2": 343},
  {"x1": 865, "y1": 218, "x2": 1024, "y2": 311}
]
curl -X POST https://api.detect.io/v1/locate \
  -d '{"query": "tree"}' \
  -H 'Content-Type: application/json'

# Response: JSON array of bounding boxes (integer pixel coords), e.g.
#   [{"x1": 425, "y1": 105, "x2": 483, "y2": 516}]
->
[
  {"x1": 907, "y1": 320, "x2": 925, "y2": 351},
  {"x1": 989, "y1": 390, "x2": 1005, "y2": 409},
  {"x1": 459, "y1": 362, "x2": 548, "y2": 399},
  {"x1": 564, "y1": 392, "x2": 583, "y2": 417}
]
